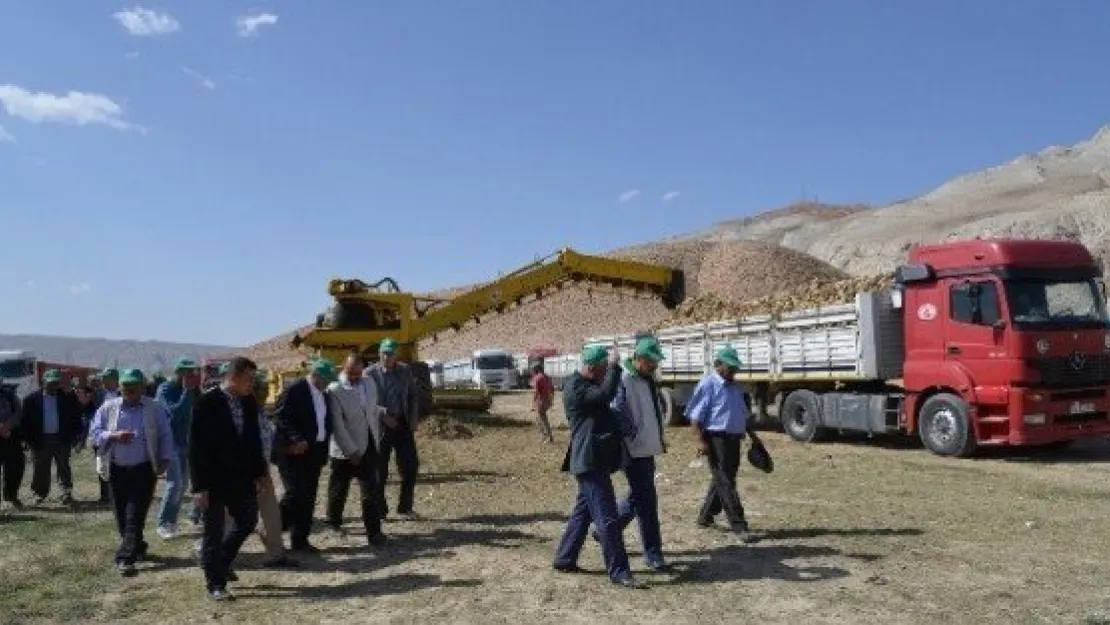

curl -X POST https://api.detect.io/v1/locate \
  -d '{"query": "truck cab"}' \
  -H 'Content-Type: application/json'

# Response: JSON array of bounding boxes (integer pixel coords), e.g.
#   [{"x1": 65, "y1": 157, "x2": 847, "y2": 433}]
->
[
  {"x1": 0, "y1": 350, "x2": 36, "y2": 397},
  {"x1": 899, "y1": 239, "x2": 1110, "y2": 453},
  {"x1": 470, "y1": 349, "x2": 518, "y2": 391}
]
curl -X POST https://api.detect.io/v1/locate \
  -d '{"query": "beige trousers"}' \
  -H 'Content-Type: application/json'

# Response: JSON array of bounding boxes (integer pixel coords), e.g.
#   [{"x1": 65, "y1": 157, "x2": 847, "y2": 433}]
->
[{"x1": 221, "y1": 483, "x2": 284, "y2": 559}]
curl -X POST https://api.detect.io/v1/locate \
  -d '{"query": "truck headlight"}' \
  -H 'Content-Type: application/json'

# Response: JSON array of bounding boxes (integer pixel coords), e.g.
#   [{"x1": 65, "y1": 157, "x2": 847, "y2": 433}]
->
[{"x1": 1023, "y1": 413, "x2": 1047, "y2": 425}]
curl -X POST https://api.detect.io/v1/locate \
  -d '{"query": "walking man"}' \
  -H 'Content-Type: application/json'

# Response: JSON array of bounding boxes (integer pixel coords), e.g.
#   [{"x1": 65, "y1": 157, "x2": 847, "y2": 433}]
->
[
  {"x1": 190, "y1": 356, "x2": 269, "y2": 601},
  {"x1": 367, "y1": 338, "x2": 420, "y2": 519},
  {"x1": 274, "y1": 358, "x2": 336, "y2": 553},
  {"x1": 530, "y1": 364, "x2": 555, "y2": 443},
  {"x1": 688, "y1": 345, "x2": 752, "y2": 533},
  {"x1": 252, "y1": 371, "x2": 298, "y2": 569},
  {"x1": 155, "y1": 358, "x2": 202, "y2": 538},
  {"x1": 326, "y1": 353, "x2": 388, "y2": 546},
  {"x1": 22, "y1": 369, "x2": 82, "y2": 505},
  {"x1": 603, "y1": 337, "x2": 669, "y2": 571},
  {"x1": 88, "y1": 369, "x2": 175, "y2": 576},
  {"x1": 553, "y1": 345, "x2": 646, "y2": 590},
  {"x1": 0, "y1": 380, "x2": 25, "y2": 509}
]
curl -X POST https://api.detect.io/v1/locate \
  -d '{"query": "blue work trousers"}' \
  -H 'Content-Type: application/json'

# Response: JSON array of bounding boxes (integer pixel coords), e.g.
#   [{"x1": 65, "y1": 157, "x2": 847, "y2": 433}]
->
[{"x1": 554, "y1": 469, "x2": 632, "y2": 582}]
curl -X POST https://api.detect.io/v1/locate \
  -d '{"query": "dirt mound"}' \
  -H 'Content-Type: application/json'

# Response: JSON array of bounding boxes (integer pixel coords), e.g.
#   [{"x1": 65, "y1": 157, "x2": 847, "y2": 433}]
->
[
  {"x1": 610, "y1": 240, "x2": 717, "y2": 297},
  {"x1": 419, "y1": 414, "x2": 475, "y2": 440},
  {"x1": 695, "y1": 241, "x2": 848, "y2": 303},
  {"x1": 669, "y1": 273, "x2": 894, "y2": 324}
]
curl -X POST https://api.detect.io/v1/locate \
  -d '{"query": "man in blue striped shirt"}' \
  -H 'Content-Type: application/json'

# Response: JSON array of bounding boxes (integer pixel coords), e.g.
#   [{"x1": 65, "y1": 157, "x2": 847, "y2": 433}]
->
[{"x1": 686, "y1": 345, "x2": 752, "y2": 533}]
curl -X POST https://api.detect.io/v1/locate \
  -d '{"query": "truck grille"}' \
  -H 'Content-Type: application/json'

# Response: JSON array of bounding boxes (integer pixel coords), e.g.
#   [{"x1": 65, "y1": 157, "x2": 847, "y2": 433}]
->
[{"x1": 1036, "y1": 353, "x2": 1110, "y2": 388}]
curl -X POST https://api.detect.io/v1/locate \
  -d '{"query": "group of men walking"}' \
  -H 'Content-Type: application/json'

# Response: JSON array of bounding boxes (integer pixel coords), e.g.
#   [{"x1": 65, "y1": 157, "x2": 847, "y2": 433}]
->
[
  {"x1": 550, "y1": 338, "x2": 759, "y2": 590},
  {"x1": 2, "y1": 337, "x2": 423, "y2": 602}
]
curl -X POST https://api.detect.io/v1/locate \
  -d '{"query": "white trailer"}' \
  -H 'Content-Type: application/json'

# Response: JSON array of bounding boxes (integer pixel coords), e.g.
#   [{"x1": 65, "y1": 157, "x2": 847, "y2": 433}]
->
[{"x1": 580, "y1": 290, "x2": 904, "y2": 427}]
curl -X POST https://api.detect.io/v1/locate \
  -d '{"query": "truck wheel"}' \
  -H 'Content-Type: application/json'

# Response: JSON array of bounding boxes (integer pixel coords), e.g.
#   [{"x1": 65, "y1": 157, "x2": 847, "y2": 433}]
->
[
  {"x1": 409, "y1": 362, "x2": 435, "y2": 419},
  {"x1": 661, "y1": 388, "x2": 684, "y2": 426},
  {"x1": 781, "y1": 390, "x2": 823, "y2": 442},
  {"x1": 918, "y1": 393, "x2": 976, "y2": 457}
]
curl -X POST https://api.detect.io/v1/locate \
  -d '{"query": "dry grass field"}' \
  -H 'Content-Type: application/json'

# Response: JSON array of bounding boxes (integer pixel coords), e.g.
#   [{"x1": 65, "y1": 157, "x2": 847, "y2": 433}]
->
[{"x1": 2, "y1": 392, "x2": 1110, "y2": 625}]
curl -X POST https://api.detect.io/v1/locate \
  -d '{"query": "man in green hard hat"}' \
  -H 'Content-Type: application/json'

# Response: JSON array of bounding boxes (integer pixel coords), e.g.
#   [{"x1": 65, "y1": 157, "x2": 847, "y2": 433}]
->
[
  {"x1": 366, "y1": 337, "x2": 421, "y2": 519},
  {"x1": 553, "y1": 343, "x2": 647, "y2": 590},
  {"x1": 687, "y1": 345, "x2": 753, "y2": 534},
  {"x1": 273, "y1": 357, "x2": 337, "y2": 553},
  {"x1": 597, "y1": 336, "x2": 670, "y2": 571},
  {"x1": 22, "y1": 369, "x2": 82, "y2": 505},
  {"x1": 154, "y1": 358, "x2": 203, "y2": 538}
]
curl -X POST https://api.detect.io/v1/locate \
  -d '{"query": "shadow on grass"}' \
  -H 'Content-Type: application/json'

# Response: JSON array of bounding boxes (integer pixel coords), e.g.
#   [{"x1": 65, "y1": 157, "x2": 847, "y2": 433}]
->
[
  {"x1": 418, "y1": 469, "x2": 511, "y2": 485},
  {"x1": 662, "y1": 544, "x2": 852, "y2": 585},
  {"x1": 745, "y1": 526, "x2": 924, "y2": 542},
  {"x1": 976, "y1": 438, "x2": 1110, "y2": 464},
  {"x1": 239, "y1": 573, "x2": 482, "y2": 600},
  {"x1": 30, "y1": 499, "x2": 112, "y2": 515},
  {"x1": 450, "y1": 412, "x2": 532, "y2": 429},
  {"x1": 0, "y1": 512, "x2": 35, "y2": 524},
  {"x1": 446, "y1": 511, "x2": 565, "y2": 525}
]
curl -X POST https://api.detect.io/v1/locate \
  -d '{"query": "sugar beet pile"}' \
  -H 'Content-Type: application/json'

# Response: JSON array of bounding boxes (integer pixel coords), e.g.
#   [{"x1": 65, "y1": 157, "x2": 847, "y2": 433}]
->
[{"x1": 245, "y1": 239, "x2": 892, "y2": 367}]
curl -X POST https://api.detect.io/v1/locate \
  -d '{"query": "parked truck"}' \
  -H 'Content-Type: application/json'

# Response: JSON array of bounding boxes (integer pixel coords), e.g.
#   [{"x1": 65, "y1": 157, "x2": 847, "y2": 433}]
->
[
  {"x1": 0, "y1": 351, "x2": 100, "y2": 396},
  {"x1": 577, "y1": 238, "x2": 1110, "y2": 457}
]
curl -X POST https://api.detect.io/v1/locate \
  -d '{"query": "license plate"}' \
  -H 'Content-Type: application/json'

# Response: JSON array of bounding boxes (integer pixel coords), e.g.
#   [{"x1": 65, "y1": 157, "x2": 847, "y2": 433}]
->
[{"x1": 1070, "y1": 401, "x2": 1096, "y2": 414}]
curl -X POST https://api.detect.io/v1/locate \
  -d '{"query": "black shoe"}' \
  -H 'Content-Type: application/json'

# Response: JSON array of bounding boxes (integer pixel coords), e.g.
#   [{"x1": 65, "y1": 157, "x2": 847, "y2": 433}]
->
[
  {"x1": 208, "y1": 588, "x2": 235, "y2": 602},
  {"x1": 613, "y1": 575, "x2": 648, "y2": 589},
  {"x1": 730, "y1": 519, "x2": 750, "y2": 533},
  {"x1": 291, "y1": 542, "x2": 321, "y2": 555},
  {"x1": 7, "y1": 499, "x2": 23, "y2": 510},
  {"x1": 367, "y1": 533, "x2": 389, "y2": 547},
  {"x1": 696, "y1": 517, "x2": 714, "y2": 528},
  {"x1": 262, "y1": 556, "x2": 300, "y2": 569},
  {"x1": 553, "y1": 563, "x2": 584, "y2": 574},
  {"x1": 135, "y1": 542, "x2": 149, "y2": 561},
  {"x1": 225, "y1": 569, "x2": 238, "y2": 583},
  {"x1": 60, "y1": 493, "x2": 75, "y2": 506}
]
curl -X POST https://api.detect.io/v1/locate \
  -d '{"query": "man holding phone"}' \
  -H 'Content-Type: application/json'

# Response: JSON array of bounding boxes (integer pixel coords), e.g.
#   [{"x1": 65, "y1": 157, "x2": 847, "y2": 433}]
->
[{"x1": 89, "y1": 369, "x2": 175, "y2": 576}]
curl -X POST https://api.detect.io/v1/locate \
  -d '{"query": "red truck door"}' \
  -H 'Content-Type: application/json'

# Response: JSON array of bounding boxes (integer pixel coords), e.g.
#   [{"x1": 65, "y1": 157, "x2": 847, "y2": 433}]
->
[{"x1": 942, "y1": 278, "x2": 1011, "y2": 404}]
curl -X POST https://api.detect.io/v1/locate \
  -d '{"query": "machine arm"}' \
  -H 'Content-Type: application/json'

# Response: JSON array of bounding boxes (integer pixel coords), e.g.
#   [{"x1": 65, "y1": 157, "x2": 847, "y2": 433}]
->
[{"x1": 411, "y1": 247, "x2": 685, "y2": 338}]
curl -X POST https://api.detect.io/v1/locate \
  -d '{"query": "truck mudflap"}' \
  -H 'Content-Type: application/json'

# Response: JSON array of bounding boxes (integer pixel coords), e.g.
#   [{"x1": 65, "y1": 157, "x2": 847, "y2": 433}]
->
[{"x1": 992, "y1": 387, "x2": 1110, "y2": 446}]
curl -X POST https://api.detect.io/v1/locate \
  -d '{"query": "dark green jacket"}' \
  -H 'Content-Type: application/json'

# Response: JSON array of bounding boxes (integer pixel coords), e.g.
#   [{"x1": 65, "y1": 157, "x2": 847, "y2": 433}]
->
[{"x1": 560, "y1": 364, "x2": 624, "y2": 475}]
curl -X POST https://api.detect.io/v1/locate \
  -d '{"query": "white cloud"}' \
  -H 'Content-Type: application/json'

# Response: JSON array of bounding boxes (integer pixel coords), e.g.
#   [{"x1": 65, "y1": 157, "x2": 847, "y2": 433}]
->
[
  {"x1": 0, "y1": 84, "x2": 139, "y2": 131},
  {"x1": 618, "y1": 188, "x2": 641, "y2": 203},
  {"x1": 125, "y1": 51, "x2": 140, "y2": 60},
  {"x1": 662, "y1": 191, "x2": 681, "y2": 202},
  {"x1": 181, "y1": 67, "x2": 216, "y2": 90},
  {"x1": 67, "y1": 283, "x2": 92, "y2": 295},
  {"x1": 236, "y1": 12, "x2": 278, "y2": 37},
  {"x1": 0, "y1": 125, "x2": 13, "y2": 143},
  {"x1": 113, "y1": 7, "x2": 180, "y2": 37}
]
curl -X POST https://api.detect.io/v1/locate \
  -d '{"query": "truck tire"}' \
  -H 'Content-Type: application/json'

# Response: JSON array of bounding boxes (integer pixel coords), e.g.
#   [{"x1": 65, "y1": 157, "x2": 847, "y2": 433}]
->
[
  {"x1": 781, "y1": 390, "x2": 823, "y2": 443},
  {"x1": 409, "y1": 361, "x2": 435, "y2": 419},
  {"x1": 918, "y1": 393, "x2": 976, "y2": 457},
  {"x1": 661, "y1": 387, "x2": 684, "y2": 426}
]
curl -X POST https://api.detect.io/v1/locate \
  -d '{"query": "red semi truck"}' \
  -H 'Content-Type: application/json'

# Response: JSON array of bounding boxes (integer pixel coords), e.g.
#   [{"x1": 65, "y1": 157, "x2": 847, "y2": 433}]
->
[{"x1": 587, "y1": 238, "x2": 1110, "y2": 457}]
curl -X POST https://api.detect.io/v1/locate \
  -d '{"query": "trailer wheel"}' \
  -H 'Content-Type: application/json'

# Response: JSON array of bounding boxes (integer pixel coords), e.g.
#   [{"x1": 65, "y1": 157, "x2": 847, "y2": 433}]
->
[
  {"x1": 781, "y1": 390, "x2": 823, "y2": 442},
  {"x1": 918, "y1": 393, "x2": 976, "y2": 457},
  {"x1": 661, "y1": 387, "x2": 684, "y2": 426}
]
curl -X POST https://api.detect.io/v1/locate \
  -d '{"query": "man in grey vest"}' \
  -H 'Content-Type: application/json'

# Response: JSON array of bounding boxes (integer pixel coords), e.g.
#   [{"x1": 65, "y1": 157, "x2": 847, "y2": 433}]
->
[
  {"x1": 594, "y1": 337, "x2": 669, "y2": 571},
  {"x1": 88, "y1": 369, "x2": 175, "y2": 576},
  {"x1": 366, "y1": 338, "x2": 420, "y2": 518}
]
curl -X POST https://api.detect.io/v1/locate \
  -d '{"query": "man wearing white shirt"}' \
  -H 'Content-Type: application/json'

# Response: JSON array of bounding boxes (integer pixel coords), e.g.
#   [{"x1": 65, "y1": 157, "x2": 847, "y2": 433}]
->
[
  {"x1": 325, "y1": 353, "x2": 388, "y2": 547},
  {"x1": 273, "y1": 359, "x2": 336, "y2": 553}
]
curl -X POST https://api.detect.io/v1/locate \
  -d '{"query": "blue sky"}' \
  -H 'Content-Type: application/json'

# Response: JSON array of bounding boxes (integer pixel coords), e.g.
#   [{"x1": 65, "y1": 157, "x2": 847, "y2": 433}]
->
[{"x1": 2, "y1": 1, "x2": 1110, "y2": 347}]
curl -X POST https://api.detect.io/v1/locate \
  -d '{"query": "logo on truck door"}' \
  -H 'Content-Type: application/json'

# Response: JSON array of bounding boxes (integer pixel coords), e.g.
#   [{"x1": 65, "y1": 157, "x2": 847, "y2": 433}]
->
[{"x1": 917, "y1": 303, "x2": 937, "y2": 321}]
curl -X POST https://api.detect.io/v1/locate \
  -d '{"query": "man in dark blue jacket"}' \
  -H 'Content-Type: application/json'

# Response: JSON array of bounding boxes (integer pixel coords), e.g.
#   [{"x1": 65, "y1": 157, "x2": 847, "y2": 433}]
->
[
  {"x1": 552, "y1": 345, "x2": 647, "y2": 590},
  {"x1": 154, "y1": 358, "x2": 202, "y2": 537}
]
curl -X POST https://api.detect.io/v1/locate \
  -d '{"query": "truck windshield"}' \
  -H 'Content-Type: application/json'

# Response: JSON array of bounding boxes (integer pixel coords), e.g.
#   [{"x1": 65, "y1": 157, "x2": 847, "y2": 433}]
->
[
  {"x1": 1004, "y1": 278, "x2": 1109, "y2": 329},
  {"x1": 474, "y1": 355, "x2": 514, "y2": 370},
  {"x1": 0, "y1": 359, "x2": 34, "y2": 379}
]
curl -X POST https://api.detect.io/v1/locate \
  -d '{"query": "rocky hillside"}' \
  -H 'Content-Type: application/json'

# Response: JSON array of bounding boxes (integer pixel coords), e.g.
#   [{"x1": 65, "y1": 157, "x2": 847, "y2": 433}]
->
[
  {"x1": 692, "y1": 126, "x2": 1110, "y2": 275},
  {"x1": 0, "y1": 334, "x2": 236, "y2": 374}
]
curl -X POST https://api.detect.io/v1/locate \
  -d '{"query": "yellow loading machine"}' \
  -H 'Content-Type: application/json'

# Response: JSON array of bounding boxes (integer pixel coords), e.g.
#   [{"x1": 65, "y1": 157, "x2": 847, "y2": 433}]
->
[{"x1": 278, "y1": 247, "x2": 686, "y2": 415}]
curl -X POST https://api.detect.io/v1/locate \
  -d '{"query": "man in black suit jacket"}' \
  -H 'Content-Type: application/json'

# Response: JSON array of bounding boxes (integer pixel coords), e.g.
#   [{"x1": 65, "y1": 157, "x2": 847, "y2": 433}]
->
[
  {"x1": 22, "y1": 369, "x2": 83, "y2": 505},
  {"x1": 273, "y1": 358, "x2": 336, "y2": 553},
  {"x1": 189, "y1": 356, "x2": 268, "y2": 602}
]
